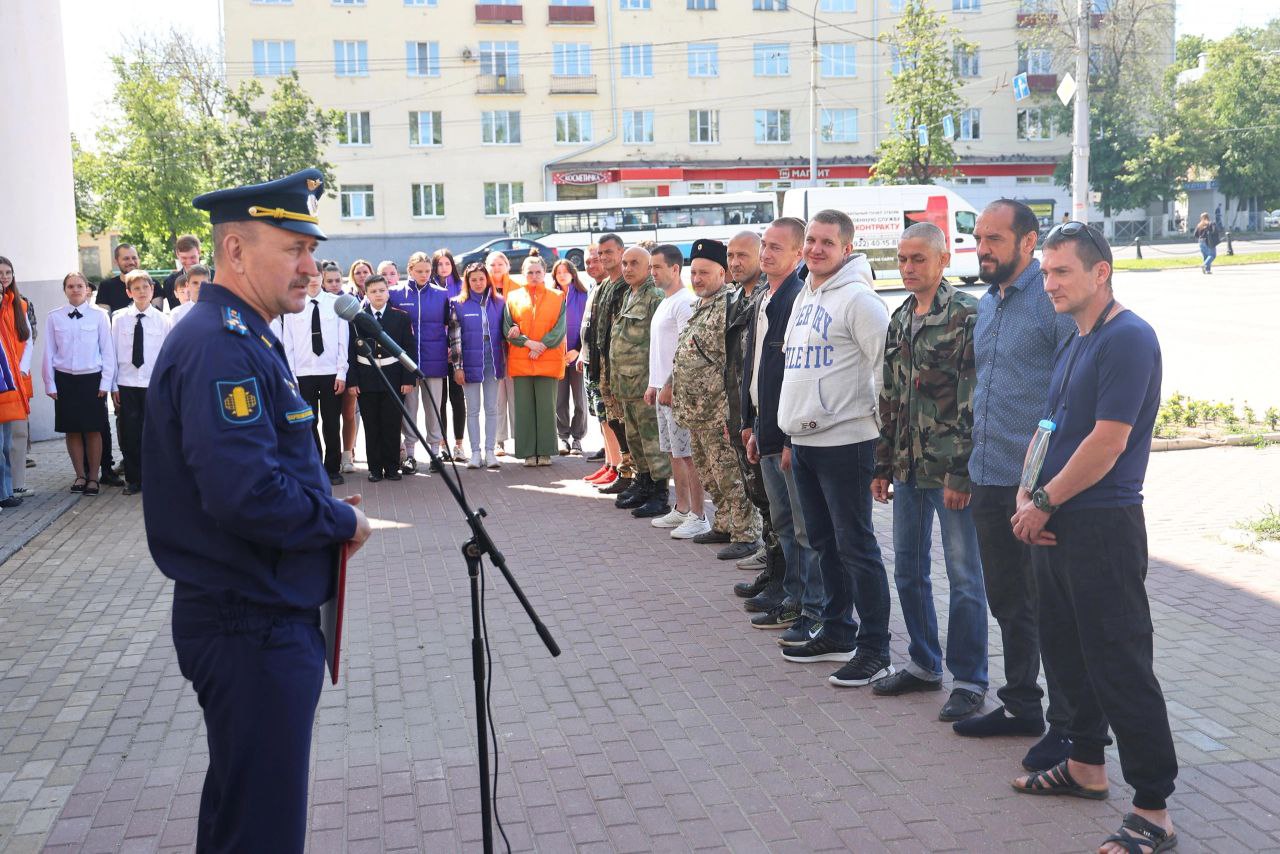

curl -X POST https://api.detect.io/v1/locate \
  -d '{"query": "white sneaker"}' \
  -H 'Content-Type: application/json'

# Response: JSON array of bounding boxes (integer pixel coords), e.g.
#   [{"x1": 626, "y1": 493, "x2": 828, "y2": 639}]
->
[
  {"x1": 651, "y1": 508, "x2": 691, "y2": 529},
  {"x1": 340, "y1": 451, "x2": 355, "y2": 474},
  {"x1": 523, "y1": 457, "x2": 538, "y2": 467},
  {"x1": 485, "y1": 452, "x2": 499, "y2": 469},
  {"x1": 467, "y1": 451, "x2": 482, "y2": 469},
  {"x1": 671, "y1": 515, "x2": 712, "y2": 540},
  {"x1": 735, "y1": 546, "x2": 768, "y2": 570}
]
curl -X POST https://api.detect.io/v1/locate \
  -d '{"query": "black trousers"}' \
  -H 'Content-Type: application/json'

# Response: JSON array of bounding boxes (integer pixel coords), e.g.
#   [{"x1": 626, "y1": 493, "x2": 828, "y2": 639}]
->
[
  {"x1": 359, "y1": 391, "x2": 404, "y2": 477},
  {"x1": 298, "y1": 374, "x2": 342, "y2": 475},
  {"x1": 116, "y1": 385, "x2": 147, "y2": 487},
  {"x1": 440, "y1": 372, "x2": 466, "y2": 444},
  {"x1": 1032, "y1": 505, "x2": 1177, "y2": 810},
  {"x1": 970, "y1": 485, "x2": 1069, "y2": 727}
]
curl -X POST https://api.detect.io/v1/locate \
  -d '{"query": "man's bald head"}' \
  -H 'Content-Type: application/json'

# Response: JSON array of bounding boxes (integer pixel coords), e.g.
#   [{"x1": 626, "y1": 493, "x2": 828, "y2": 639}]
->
[
  {"x1": 621, "y1": 245, "x2": 651, "y2": 287},
  {"x1": 727, "y1": 231, "x2": 763, "y2": 285}
]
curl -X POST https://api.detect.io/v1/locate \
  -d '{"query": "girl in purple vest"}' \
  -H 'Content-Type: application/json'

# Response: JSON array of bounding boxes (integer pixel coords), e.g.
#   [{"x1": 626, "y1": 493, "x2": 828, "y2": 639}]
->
[
  {"x1": 389, "y1": 251, "x2": 450, "y2": 473},
  {"x1": 448, "y1": 263, "x2": 506, "y2": 469},
  {"x1": 551, "y1": 259, "x2": 590, "y2": 456},
  {"x1": 432, "y1": 248, "x2": 467, "y2": 461}
]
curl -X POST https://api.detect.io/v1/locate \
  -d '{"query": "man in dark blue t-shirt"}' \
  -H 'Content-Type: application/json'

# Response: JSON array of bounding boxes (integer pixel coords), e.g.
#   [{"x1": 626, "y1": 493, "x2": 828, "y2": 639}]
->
[{"x1": 1008, "y1": 222, "x2": 1179, "y2": 854}]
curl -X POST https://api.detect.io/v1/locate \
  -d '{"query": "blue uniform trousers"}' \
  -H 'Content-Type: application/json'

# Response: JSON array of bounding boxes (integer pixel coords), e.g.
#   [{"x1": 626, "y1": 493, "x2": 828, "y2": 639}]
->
[{"x1": 172, "y1": 589, "x2": 325, "y2": 854}]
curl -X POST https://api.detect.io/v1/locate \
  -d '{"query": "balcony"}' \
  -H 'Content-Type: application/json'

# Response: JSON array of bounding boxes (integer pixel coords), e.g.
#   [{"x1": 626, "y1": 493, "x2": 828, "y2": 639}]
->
[
  {"x1": 475, "y1": 3, "x2": 523, "y2": 23},
  {"x1": 1017, "y1": 11, "x2": 1103, "y2": 26},
  {"x1": 548, "y1": 5, "x2": 595, "y2": 23},
  {"x1": 476, "y1": 73, "x2": 525, "y2": 94},
  {"x1": 549, "y1": 74, "x2": 597, "y2": 94}
]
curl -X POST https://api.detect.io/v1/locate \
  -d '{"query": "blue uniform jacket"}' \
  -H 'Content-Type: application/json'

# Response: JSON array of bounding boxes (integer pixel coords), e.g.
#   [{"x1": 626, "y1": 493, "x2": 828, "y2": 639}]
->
[
  {"x1": 388, "y1": 281, "x2": 450, "y2": 377},
  {"x1": 143, "y1": 284, "x2": 358, "y2": 609}
]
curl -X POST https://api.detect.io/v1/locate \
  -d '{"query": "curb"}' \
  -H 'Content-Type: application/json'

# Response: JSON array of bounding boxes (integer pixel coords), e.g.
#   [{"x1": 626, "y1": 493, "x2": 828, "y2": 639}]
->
[
  {"x1": 0, "y1": 492, "x2": 81, "y2": 566},
  {"x1": 1151, "y1": 432, "x2": 1280, "y2": 453}
]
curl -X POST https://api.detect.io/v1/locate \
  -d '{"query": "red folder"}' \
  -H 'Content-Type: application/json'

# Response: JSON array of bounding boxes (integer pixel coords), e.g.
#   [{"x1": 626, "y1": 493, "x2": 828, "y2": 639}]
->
[{"x1": 320, "y1": 543, "x2": 349, "y2": 685}]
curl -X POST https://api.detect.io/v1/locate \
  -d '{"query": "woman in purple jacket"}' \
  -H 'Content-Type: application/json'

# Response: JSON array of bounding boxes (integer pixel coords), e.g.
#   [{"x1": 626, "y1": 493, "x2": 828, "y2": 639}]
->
[
  {"x1": 431, "y1": 249, "x2": 467, "y2": 459},
  {"x1": 448, "y1": 263, "x2": 507, "y2": 469},
  {"x1": 551, "y1": 259, "x2": 589, "y2": 456}
]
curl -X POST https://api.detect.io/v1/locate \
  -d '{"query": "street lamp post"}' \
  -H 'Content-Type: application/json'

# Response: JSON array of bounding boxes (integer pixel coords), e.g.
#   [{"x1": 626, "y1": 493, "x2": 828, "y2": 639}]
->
[{"x1": 809, "y1": 0, "x2": 820, "y2": 188}]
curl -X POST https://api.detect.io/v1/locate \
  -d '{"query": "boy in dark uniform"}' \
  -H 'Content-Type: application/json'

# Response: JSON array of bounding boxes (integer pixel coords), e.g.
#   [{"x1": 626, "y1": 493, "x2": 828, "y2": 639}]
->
[
  {"x1": 143, "y1": 168, "x2": 373, "y2": 853},
  {"x1": 347, "y1": 274, "x2": 415, "y2": 481}
]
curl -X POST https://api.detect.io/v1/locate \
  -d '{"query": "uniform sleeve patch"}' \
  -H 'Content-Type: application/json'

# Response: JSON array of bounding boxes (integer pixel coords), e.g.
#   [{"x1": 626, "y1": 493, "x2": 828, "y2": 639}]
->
[
  {"x1": 216, "y1": 377, "x2": 263, "y2": 424},
  {"x1": 284, "y1": 407, "x2": 315, "y2": 424}
]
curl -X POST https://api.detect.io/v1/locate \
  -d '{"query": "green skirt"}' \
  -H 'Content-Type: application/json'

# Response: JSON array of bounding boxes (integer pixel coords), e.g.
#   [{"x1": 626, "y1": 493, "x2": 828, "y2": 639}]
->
[{"x1": 512, "y1": 376, "x2": 559, "y2": 459}]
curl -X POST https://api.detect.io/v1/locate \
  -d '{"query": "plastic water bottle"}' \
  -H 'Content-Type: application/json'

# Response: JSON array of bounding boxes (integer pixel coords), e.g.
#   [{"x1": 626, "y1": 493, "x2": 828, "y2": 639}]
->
[{"x1": 1019, "y1": 419, "x2": 1056, "y2": 492}]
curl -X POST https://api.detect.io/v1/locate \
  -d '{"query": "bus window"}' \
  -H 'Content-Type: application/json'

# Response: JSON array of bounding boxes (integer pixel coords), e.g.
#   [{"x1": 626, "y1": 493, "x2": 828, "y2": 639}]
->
[
  {"x1": 520, "y1": 213, "x2": 554, "y2": 237},
  {"x1": 955, "y1": 210, "x2": 976, "y2": 235},
  {"x1": 724, "y1": 203, "x2": 773, "y2": 225},
  {"x1": 619, "y1": 209, "x2": 656, "y2": 231},
  {"x1": 658, "y1": 208, "x2": 693, "y2": 228},
  {"x1": 691, "y1": 207, "x2": 725, "y2": 227},
  {"x1": 553, "y1": 212, "x2": 584, "y2": 233}
]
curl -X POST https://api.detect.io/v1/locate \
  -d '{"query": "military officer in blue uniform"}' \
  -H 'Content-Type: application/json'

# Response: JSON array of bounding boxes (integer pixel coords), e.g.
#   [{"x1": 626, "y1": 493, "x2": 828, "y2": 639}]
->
[{"x1": 144, "y1": 168, "x2": 373, "y2": 853}]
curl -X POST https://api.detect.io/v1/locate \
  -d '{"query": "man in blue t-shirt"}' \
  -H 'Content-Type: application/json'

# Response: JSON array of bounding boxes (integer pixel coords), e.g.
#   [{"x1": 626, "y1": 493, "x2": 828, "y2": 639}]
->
[{"x1": 1008, "y1": 222, "x2": 1178, "y2": 854}]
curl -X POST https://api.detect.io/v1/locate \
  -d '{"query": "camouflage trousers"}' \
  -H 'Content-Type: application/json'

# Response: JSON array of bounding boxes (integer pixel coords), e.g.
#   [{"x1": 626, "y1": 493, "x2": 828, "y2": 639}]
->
[
  {"x1": 729, "y1": 428, "x2": 781, "y2": 564},
  {"x1": 689, "y1": 425, "x2": 762, "y2": 543},
  {"x1": 621, "y1": 398, "x2": 671, "y2": 481}
]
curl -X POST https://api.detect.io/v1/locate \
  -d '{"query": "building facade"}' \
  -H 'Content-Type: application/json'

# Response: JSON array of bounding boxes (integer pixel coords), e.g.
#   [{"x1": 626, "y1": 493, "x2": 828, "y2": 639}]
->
[{"x1": 222, "y1": 0, "x2": 1117, "y2": 260}]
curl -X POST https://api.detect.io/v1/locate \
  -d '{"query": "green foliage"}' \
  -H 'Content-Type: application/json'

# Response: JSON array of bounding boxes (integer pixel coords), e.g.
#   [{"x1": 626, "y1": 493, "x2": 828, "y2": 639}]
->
[
  {"x1": 1154, "y1": 392, "x2": 1278, "y2": 438},
  {"x1": 1266, "y1": 407, "x2": 1280, "y2": 431},
  {"x1": 871, "y1": 0, "x2": 969, "y2": 185},
  {"x1": 1236, "y1": 505, "x2": 1280, "y2": 541}
]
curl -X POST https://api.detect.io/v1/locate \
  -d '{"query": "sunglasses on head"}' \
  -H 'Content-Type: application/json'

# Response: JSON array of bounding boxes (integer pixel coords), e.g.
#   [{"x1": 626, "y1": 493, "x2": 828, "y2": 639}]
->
[{"x1": 1048, "y1": 220, "x2": 1112, "y2": 264}]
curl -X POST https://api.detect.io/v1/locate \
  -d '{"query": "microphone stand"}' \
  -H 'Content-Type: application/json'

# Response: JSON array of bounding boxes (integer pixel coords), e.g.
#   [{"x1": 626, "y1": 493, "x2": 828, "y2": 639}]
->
[{"x1": 351, "y1": 333, "x2": 560, "y2": 854}]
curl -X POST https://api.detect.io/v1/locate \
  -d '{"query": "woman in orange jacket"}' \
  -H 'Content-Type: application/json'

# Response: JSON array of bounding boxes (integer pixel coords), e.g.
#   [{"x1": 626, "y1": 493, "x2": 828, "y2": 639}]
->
[
  {"x1": 0, "y1": 256, "x2": 34, "y2": 504},
  {"x1": 502, "y1": 253, "x2": 566, "y2": 466}
]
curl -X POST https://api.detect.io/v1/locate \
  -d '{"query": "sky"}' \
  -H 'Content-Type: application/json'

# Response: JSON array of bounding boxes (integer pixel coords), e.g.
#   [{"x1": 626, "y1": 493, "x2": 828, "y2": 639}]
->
[{"x1": 61, "y1": 0, "x2": 1277, "y2": 143}]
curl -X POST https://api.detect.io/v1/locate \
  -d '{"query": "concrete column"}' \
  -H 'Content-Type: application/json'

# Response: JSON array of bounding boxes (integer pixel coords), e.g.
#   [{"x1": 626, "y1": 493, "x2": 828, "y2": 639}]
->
[{"x1": 0, "y1": 0, "x2": 78, "y2": 440}]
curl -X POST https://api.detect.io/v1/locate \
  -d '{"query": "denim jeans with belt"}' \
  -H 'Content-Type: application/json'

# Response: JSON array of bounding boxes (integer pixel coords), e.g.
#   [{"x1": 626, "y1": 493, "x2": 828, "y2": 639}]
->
[
  {"x1": 891, "y1": 476, "x2": 989, "y2": 693},
  {"x1": 791, "y1": 440, "x2": 891, "y2": 653},
  {"x1": 760, "y1": 452, "x2": 824, "y2": 619}
]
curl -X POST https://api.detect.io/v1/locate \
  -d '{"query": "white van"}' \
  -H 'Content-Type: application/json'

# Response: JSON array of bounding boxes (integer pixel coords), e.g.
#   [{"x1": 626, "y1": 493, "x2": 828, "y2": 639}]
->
[{"x1": 782, "y1": 186, "x2": 981, "y2": 286}]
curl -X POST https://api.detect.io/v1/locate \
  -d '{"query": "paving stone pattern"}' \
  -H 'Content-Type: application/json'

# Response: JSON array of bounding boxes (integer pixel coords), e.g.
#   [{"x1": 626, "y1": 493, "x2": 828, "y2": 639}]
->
[{"x1": 1, "y1": 443, "x2": 1279, "y2": 852}]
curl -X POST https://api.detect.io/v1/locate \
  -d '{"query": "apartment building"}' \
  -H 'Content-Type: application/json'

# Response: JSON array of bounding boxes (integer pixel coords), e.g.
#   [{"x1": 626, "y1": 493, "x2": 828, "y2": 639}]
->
[{"x1": 222, "y1": 0, "x2": 1139, "y2": 259}]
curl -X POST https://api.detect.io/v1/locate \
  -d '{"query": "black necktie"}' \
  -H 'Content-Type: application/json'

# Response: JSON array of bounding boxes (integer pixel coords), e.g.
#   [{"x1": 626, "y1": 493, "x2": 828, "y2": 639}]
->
[
  {"x1": 69, "y1": 309, "x2": 82, "y2": 319},
  {"x1": 132, "y1": 314, "x2": 146, "y2": 368},
  {"x1": 310, "y1": 299, "x2": 324, "y2": 356},
  {"x1": 375, "y1": 311, "x2": 382, "y2": 321}
]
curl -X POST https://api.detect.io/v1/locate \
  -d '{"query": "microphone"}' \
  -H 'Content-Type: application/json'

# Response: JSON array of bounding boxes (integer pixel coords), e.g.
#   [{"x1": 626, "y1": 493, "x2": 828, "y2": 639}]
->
[{"x1": 333, "y1": 293, "x2": 423, "y2": 378}]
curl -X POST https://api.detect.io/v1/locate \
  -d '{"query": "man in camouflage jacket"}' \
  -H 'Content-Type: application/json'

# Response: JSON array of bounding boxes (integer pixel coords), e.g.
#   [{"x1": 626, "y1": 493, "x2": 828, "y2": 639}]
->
[
  {"x1": 869, "y1": 223, "x2": 989, "y2": 723},
  {"x1": 672, "y1": 239, "x2": 762, "y2": 561},
  {"x1": 590, "y1": 234, "x2": 637, "y2": 487}
]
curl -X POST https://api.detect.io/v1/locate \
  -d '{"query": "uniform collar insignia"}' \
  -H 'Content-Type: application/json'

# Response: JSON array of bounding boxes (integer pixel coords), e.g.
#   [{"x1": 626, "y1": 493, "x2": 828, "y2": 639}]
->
[{"x1": 222, "y1": 306, "x2": 249, "y2": 336}]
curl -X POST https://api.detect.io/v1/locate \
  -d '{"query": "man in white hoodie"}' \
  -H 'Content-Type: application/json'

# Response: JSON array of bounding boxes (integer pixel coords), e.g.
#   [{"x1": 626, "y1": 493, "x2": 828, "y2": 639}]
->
[{"x1": 777, "y1": 209, "x2": 895, "y2": 690}]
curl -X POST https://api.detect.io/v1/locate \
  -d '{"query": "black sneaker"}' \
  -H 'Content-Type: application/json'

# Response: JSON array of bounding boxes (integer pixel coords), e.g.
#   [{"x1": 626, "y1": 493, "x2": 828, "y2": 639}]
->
[
  {"x1": 329, "y1": 473, "x2": 345, "y2": 486},
  {"x1": 402, "y1": 457, "x2": 418, "y2": 474},
  {"x1": 385, "y1": 470, "x2": 403, "y2": 481},
  {"x1": 733, "y1": 568, "x2": 771, "y2": 599},
  {"x1": 781, "y1": 635, "x2": 855, "y2": 664},
  {"x1": 1022, "y1": 728, "x2": 1072, "y2": 772},
  {"x1": 829, "y1": 650, "x2": 895, "y2": 687},
  {"x1": 778, "y1": 616, "x2": 823, "y2": 648},
  {"x1": 751, "y1": 601, "x2": 799, "y2": 630},
  {"x1": 0, "y1": 496, "x2": 23, "y2": 508},
  {"x1": 871, "y1": 669, "x2": 941, "y2": 696}
]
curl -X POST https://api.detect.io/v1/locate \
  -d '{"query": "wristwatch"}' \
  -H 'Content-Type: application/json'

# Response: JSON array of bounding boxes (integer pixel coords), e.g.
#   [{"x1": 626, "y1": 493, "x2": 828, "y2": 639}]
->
[{"x1": 1031, "y1": 487, "x2": 1060, "y2": 514}]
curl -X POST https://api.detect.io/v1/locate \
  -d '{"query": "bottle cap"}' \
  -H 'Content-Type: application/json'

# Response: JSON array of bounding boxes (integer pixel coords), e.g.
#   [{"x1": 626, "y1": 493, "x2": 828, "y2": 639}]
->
[{"x1": 1038, "y1": 419, "x2": 1056, "y2": 430}]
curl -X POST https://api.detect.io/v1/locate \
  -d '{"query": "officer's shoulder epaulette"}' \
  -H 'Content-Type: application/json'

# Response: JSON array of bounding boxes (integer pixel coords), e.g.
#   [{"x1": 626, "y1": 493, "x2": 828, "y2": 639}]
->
[{"x1": 222, "y1": 306, "x2": 250, "y2": 336}]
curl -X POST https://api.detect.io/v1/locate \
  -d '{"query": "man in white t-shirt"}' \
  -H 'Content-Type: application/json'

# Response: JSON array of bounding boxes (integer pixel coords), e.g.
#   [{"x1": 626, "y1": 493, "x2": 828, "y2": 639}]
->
[{"x1": 642, "y1": 245, "x2": 707, "y2": 538}]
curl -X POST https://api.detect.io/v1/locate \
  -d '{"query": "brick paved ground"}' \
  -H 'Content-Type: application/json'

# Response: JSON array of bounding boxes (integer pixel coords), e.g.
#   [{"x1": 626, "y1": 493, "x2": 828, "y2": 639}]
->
[{"x1": 1, "y1": 438, "x2": 1279, "y2": 853}]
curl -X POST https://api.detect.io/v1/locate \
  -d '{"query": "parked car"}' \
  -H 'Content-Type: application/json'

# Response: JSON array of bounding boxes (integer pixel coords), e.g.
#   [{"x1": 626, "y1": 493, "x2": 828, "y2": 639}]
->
[
  {"x1": 1264, "y1": 210, "x2": 1280, "y2": 229},
  {"x1": 456, "y1": 238, "x2": 559, "y2": 271}
]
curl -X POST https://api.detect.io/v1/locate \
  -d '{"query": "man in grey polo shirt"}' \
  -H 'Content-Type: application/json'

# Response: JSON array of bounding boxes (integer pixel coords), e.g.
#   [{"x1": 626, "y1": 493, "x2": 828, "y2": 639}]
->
[{"x1": 953, "y1": 200, "x2": 1076, "y2": 773}]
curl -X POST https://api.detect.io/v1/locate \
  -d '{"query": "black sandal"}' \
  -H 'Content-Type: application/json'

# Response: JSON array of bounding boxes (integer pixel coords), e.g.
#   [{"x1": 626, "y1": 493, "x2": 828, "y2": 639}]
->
[
  {"x1": 1011, "y1": 759, "x2": 1109, "y2": 800},
  {"x1": 70, "y1": 477, "x2": 87, "y2": 493},
  {"x1": 1101, "y1": 813, "x2": 1177, "y2": 853},
  {"x1": 83, "y1": 480, "x2": 100, "y2": 496}
]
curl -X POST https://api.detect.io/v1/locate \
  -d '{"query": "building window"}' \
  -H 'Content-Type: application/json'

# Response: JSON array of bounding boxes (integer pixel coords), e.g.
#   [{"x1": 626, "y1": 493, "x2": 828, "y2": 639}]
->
[
  {"x1": 959, "y1": 108, "x2": 981, "y2": 140},
  {"x1": 890, "y1": 46, "x2": 916, "y2": 75},
  {"x1": 953, "y1": 46, "x2": 980, "y2": 78},
  {"x1": 1017, "y1": 108, "x2": 1057, "y2": 140},
  {"x1": 411, "y1": 183, "x2": 445, "y2": 218},
  {"x1": 823, "y1": 179, "x2": 865, "y2": 187},
  {"x1": 950, "y1": 176, "x2": 987, "y2": 185},
  {"x1": 820, "y1": 108, "x2": 858, "y2": 142},
  {"x1": 754, "y1": 109, "x2": 791, "y2": 144},
  {"x1": 340, "y1": 185, "x2": 374, "y2": 219},
  {"x1": 333, "y1": 0, "x2": 365, "y2": 5},
  {"x1": 754, "y1": 44, "x2": 790, "y2": 76},
  {"x1": 756, "y1": 180, "x2": 793, "y2": 191},
  {"x1": 820, "y1": 43, "x2": 856, "y2": 78},
  {"x1": 620, "y1": 44, "x2": 653, "y2": 77},
  {"x1": 480, "y1": 41, "x2": 520, "y2": 76},
  {"x1": 623, "y1": 110, "x2": 654, "y2": 143},
  {"x1": 334, "y1": 40, "x2": 368, "y2": 76},
  {"x1": 555, "y1": 111, "x2": 593, "y2": 143},
  {"x1": 888, "y1": 0, "x2": 905, "y2": 9},
  {"x1": 687, "y1": 0, "x2": 715, "y2": 7},
  {"x1": 484, "y1": 182, "x2": 523, "y2": 216},
  {"x1": 252, "y1": 0, "x2": 292, "y2": 5},
  {"x1": 687, "y1": 181, "x2": 725, "y2": 195},
  {"x1": 409, "y1": 111, "x2": 443, "y2": 146},
  {"x1": 620, "y1": 0, "x2": 650, "y2": 9},
  {"x1": 551, "y1": 0, "x2": 593, "y2": 5},
  {"x1": 406, "y1": 42, "x2": 440, "y2": 77},
  {"x1": 405, "y1": 0, "x2": 439, "y2": 6},
  {"x1": 1016, "y1": 175, "x2": 1054, "y2": 185},
  {"x1": 252, "y1": 40, "x2": 296, "y2": 76},
  {"x1": 689, "y1": 109, "x2": 719, "y2": 144},
  {"x1": 552, "y1": 43, "x2": 592, "y2": 75},
  {"x1": 953, "y1": 0, "x2": 979, "y2": 9},
  {"x1": 1019, "y1": 46, "x2": 1054, "y2": 75},
  {"x1": 818, "y1": 0, "x2": 854, "y2": 10},
  {"x1": 339, "y1": 111, "x2": 371, "y2": 146},
  {"x1": 481, "y1": 111, "x2": 522, "y2": 144},
  {"x1": 688, "y1": 43, "x2": 719, "y2": 78},
  {"x1": 753, "y1": 0, "x2": 788, "y2": 8}
]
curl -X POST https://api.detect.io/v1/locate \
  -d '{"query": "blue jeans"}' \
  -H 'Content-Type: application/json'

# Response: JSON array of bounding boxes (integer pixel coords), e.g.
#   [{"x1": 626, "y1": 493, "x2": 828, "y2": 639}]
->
[
  {"x1": 0, "y1": 421, "x2": 11, "y2": 499},
  {"x1": 463, "y1": 375, "x2": 500, "y2": 454},
  {"x1": 791, "y1": 441, "x2": 891, "y2": 653},
  {"x1": 892, "y1": 478, "x2": 989, "y2": 693},
  {"x1": 1199, "y1": 239, "x2": 1217, "y2": 271},
  {"x1": 760, "y1": 453, "x2": 824, "y2": 619}
]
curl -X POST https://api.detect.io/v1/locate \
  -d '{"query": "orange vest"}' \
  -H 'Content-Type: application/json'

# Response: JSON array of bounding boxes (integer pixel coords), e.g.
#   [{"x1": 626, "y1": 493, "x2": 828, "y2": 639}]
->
[
  {"x1": 505, "y1": 285, "x2": 566, "y2": 379},
  {"x1": 491, "y1": 273, "x2": 515, "y2": 301},
  {"x1": 0, "y1": 293, "x2": 31, "y2": 423}
]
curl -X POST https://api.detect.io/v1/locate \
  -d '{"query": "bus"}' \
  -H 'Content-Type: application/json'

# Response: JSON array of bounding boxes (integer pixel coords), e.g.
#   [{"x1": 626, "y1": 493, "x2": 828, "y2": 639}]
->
[{"x1": 506, "y1": 192, "x2": 776, "y2": 268}]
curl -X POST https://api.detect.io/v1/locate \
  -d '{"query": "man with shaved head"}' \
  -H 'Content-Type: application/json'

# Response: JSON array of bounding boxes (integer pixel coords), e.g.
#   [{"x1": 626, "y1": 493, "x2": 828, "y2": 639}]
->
[
  {"x1": 868, "y1": 222, "x2": 987, "y2": 722},
  {"x1": 609, "y1": 245, "x2": 673, "y2": 516}
]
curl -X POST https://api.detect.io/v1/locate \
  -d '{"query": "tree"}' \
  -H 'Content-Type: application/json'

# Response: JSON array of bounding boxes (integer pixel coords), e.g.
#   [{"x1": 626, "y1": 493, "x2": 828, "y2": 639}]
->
[{"x1": 870, "y1": 0, "x2": 970, "y2": 185}]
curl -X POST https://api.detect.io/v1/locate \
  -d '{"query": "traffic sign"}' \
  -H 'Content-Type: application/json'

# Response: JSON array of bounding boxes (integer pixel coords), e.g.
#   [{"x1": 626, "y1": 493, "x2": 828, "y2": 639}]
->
[
  {"x1": 1057, "y1": 72, "x2": 1077, "y2": 106},
  {"x1": 1012, "y1": 72, "x2": 1030, "y2": 101},
  {"x1": 942, "y1": 114, "x2": 955, "y2": 139},
  {"x1": 918, "y1": 125, "x2": 929, "y2": 146}
]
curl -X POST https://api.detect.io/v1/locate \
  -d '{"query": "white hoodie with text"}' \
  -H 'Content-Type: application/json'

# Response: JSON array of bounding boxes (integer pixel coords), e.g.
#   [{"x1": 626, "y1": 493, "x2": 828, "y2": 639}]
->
[{"x1": 777, "y1": 254, "x2": 889, "y2": 447}]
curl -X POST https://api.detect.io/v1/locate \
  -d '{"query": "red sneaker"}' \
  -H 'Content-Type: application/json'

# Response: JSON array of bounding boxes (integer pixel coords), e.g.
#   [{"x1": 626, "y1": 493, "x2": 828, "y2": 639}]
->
[
  {"x1": 583, "y1": 464, "x2": 609, "y2": 482},
  {"x1": 593, "y1": 468, "x2": 618, "y2": 486},
  {"x1": 586, "y1": 465, "x2": 616, "y2": 484}
]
